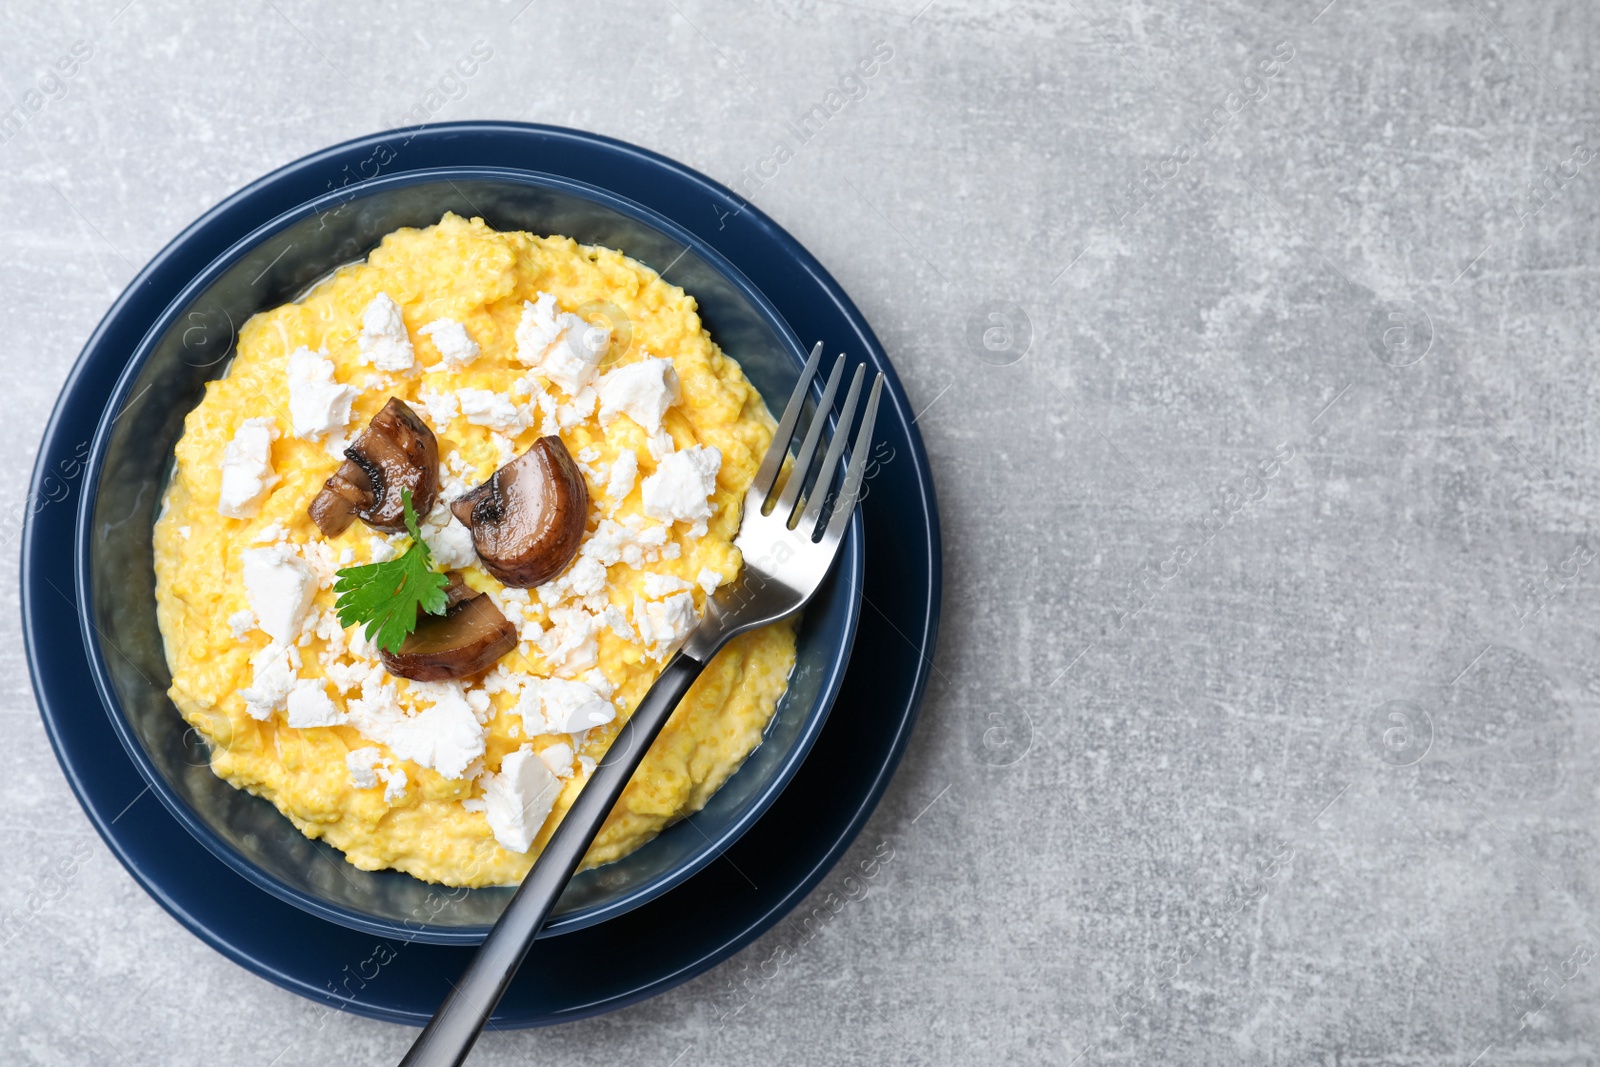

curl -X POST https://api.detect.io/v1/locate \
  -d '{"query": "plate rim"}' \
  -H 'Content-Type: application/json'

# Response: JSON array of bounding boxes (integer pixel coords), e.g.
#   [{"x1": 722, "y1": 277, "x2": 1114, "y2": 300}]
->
[
  {"x1": 72, "y1": 161, "x2": 867, "y2": 943},
  {"x1": 23, "y1": 120, "x2": 943, "y2": 1027}
]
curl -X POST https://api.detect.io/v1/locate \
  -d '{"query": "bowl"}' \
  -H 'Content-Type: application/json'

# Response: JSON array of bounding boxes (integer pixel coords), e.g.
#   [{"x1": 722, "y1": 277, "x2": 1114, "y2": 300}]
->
[{"x1": 74, "y1": 166, "x2": 864, "y2": 945}]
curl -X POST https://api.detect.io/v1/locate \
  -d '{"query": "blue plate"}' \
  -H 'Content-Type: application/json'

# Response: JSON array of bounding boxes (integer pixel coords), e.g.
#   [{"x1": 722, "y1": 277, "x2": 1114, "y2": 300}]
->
[
  {"x1": 23, "y1": 122, "x2": 941, "y2": 1027},
  {"x1": 74, "y1": 166, "x2": 865, "y2": 943}
]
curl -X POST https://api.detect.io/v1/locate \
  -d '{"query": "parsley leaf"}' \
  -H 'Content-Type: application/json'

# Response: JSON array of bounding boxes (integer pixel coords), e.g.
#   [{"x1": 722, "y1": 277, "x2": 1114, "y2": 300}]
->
[{"x1": 332, "y1": 489, "x2": 450, "y2": 653}]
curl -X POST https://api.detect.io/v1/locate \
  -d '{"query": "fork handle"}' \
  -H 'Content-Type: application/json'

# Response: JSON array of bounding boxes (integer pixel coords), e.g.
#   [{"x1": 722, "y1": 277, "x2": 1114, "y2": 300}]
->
[{"x1": 399, "y1": 649, "x2": 708, "y2": 1067}]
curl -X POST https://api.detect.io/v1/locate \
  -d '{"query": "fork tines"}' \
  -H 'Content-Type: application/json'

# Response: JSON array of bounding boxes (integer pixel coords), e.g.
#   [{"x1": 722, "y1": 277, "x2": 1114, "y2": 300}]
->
[{"x1": 754, "y1": 340, "x2": 885, "y2": 543}]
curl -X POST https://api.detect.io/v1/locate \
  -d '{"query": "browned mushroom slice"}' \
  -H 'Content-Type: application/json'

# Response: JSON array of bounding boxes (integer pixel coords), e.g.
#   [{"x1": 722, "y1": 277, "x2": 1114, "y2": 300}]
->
[
  {"x1": 451, "y1": 436, "x2": 588, "y2": 588},
  {"x1": 379, "y1": 576, "x2": 518, "y2": 681},
  {"x1": 308, "y1": 397, "x2": 439, "y2": 536},
  {"x1": 439, "y1": 570, "x2": 477, "y2": 612},
  {"x1": 307, "y1": 460, "x2": 371, "y2": 536}
]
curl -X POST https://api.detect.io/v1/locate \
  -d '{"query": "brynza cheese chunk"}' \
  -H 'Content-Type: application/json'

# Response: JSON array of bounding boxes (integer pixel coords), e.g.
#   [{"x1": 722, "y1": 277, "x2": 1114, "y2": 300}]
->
[
  {"x1": 418, "y1": 318, "x2": 479, "y2": 366},
  {"x1": 641, "y1": 445, "x2": 721, "y2": 523},
  {"x1": 597, "y1": 356, "x2": 680, "y2": 435},
  {"x1": 513, "y1": 676, "x2": 616, "y2": 734},
  {"x1": 634, "y1": 589, "x2": 699, "y2": 658},
  {"x1": 241, "y1": 545, "x2": 316, "y2": 644},
  {"x1": 357, "y1": 293, "x2": 415, "y2": 372},
  {"x1": 606, "y1": 449, "x2": 638, "y2": 503},
  {"x1": 285, "y1": 346, "x2": 358, "y2": 451},
  {"x1": 457, "y1": 388, "x2": 533, "y2": 435},
  {"x1": 481, "y1": 746, "x2": 563, "y2": 853},
  {"x1": 238, "y1": 642, "x2": 298, "y2": 721},
  {"x1": 217, "y1": 417, "x2": 278, "y2": 518},
  {"x1": 514, "y1": 291, "x2": 610, "y2": 394},
  {"x1": 343, "y1": 675, "x2": 487, "y2": 780},
  {"x1": 286, "y1": 679, "x2": 344, "y2": 728}
]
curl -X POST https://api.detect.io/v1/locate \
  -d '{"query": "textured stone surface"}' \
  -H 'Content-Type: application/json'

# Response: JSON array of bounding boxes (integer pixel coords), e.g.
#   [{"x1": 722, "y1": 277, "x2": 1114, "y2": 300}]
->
[{"x1": 5, "y1": 0, "x2": 1600, "y2": 1062}]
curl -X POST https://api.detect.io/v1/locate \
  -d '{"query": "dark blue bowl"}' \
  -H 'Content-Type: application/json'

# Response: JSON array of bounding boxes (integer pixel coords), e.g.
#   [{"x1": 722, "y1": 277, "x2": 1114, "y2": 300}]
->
[{"x1": 73, "y1": 167, "x2": 864, "y2": 945}]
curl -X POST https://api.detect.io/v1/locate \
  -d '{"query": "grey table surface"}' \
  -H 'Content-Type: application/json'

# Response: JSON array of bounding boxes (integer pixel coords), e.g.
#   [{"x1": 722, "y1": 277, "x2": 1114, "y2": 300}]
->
[{"x1": 3, "y1": 0, "x2": 1598, "y2": 1063}]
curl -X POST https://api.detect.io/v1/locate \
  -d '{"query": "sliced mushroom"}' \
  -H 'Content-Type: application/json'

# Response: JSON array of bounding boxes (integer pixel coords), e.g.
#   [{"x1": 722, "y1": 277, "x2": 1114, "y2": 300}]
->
[
  {"x1": 451, "y1": 436, "x2": 588, "y2": 588},
  {"x1": 439, "y1": 570, "x2": 478, "y2": 612},
  {"x1": 379, "y1": 573, "x2": 518, "y2": 681},
  {"x1": 308, "y1": 397, "x2": 439, "y2": 536}
]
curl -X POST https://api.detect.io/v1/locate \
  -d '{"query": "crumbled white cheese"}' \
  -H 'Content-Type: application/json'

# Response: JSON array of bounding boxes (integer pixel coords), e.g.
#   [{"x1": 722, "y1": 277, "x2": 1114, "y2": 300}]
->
[
  {"x1": 217, "y1": 417, "x2": 278, "y2": 518},
  {"x1": 441, "y1": 451, "x2": 476, "y2": 497},
  {"x1": 537, "y1": 606, "x2": 600, "y2": 677},
  {"x1": 457, "y1": 388, "x2": 533, "y2": 435},
  {"x1": 607, "y1": 449, "x2": 639, "y2": 504},
  {"x1": 418, "y1": 318, "x2": 480, "y2": 366},
  {"x1": 338, "y1": 547, "x2": 354, "y2": 565},
  {"x1": 357, "y1": 293, "x2": 414, "y2": 372},
  {"x1": 598, "y1": 357, "x2": 681, "y2": 435},
  {"x1": 228, "y1": 609, "x2": 257, "y2": 640},
  {"x1": 577, "y1": 754, "x2": 597, "y2": 776},
  {"x1": 567, "y1": 556, "x2": 608, "y2": 597},
  {"x1": 490, "y1": 432, "x2": 516, "y2": 468},
  {"x1": 514, "y1": 291, "x2": 564, "y2": 355},
  {"x1": 348, "y1": 624, "x2": 381, "y2": 662},
  {"x1": 417, "y1": 385, "x2": 460, "y2": 429},
  {"x1": 466, "y1": 687, "x2": 492, "y2": 723},
  {"x1": 481, "y1": 746, "x2": 563, "y2": 853},
  {"x1": 344, "y1": 672, "x2": 402, "y2": 736},
  {"x1": 634, "y1": 591, "x2": 700, "y2": 657},
  {"x1": 510, "y1": 676, "x2": 615, "y2": 734},
  {"x1": 643, "y1": 573, "x2": 693, "y2": 598},
  {"x1": 378, "y1": 763, "x2": 407, "y2": 803},
  {"x1": 641, "y1": 445, "x2": 721, "y2": 523},
  {"x1": 481, "y1": 664, "x2": 522, "y2": 697},
  {"x1": 537, "y1": 554, "x2": 609, "y2": 609},
  {"x1": 582, "y1": 517, "x2": 668, "y2": 569},
  {"x1": 424, "y1": 520, "x2": 478, "y2": 570},
  {"x1": 250, "y1": 521, "x2": 288, "y2": 544},
  {"x1": 286, "y1": 679, "x2": 345, "y2": 729},
  {"x1": 286, "y1": 346, "x2": 358, "y2": 451},
  {"x1": 380, "y1": 683, "x2": 487, "y2": 779},
  {"x1": 514, "y1": 292, "x2": 610, "y2": 394},
  {"x1": 346, "y1": 747, "x2": 384, "y2": 790},
  {"x1": 312, "y1": 609, "x2": 348, "y2": 658},
  {"x1": 556, "y1": 386, "x2": 598, "y2": 429},
  {"x1": 178, "y1": 525, "x2": 192, "y2": 539},
  {"x1": 697, "y1": 567, "x2": 724, "y2": 595},
  {"x1": 484, "y1": 587, "x2": 531, "y2": 640},
  {"x1": 324, "y1": 655, "x2": 379, "y2": 697},
  {"x1": 298, "y1": 541, "x2": 339, "y2": 590},
  {"x1": 369, "y1": 534, "x2": 399, "y2": 563},
  {"x1": 241, "y1": 544, "x2": 316, "y2": 644},
  {"x1": 239, "y1": 641, "x2": 299, "y2": 720},
  {"x1": 538, "y1": 741, "x2": 575, "y2": 779},
  {"x1": 420, "y1": 501, "x2": 478, "y2": 570},
  {"x1": 582, "y1": 668, "x2": 617, "y2": 698},
  {"x1": 648, "y1": 426, "x2": 677, "y2": 461},
  {"x1": 534, "y1": 390, "x2": 559, "y2": 435},
  {"x1": 343, "y1": 674, "x2": 484, "y2": 780}
]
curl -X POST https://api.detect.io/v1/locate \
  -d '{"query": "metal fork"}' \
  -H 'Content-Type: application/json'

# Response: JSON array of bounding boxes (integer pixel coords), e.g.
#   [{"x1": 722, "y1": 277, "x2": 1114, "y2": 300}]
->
[{"x1": 400, "y1": 342, "x2": 884, "y2": 1067}]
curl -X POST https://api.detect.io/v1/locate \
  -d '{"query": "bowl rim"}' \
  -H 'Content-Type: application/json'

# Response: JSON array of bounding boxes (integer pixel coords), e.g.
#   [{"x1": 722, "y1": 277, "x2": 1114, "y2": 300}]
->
[{"x1": 73, "y1": 163, "x2": 865, "y2": 944}]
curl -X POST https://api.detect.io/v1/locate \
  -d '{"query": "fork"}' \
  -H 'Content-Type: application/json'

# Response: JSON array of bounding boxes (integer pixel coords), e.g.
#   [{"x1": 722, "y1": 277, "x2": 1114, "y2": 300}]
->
[{"x1": 400, "y1": 342, "x2": 884, "y2": 1066}]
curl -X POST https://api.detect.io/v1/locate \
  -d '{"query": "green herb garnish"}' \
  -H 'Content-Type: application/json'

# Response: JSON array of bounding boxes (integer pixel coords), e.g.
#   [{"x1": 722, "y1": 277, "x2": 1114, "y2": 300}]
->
[{"x1": 332, "y1": 488, "x2": 450, "y2": 653}]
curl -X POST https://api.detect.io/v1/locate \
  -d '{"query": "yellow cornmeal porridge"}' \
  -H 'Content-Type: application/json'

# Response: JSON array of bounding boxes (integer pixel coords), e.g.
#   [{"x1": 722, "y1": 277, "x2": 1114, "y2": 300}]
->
[{"x1": 153, "y1": 213, "x2": 796, "y2": 887}]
